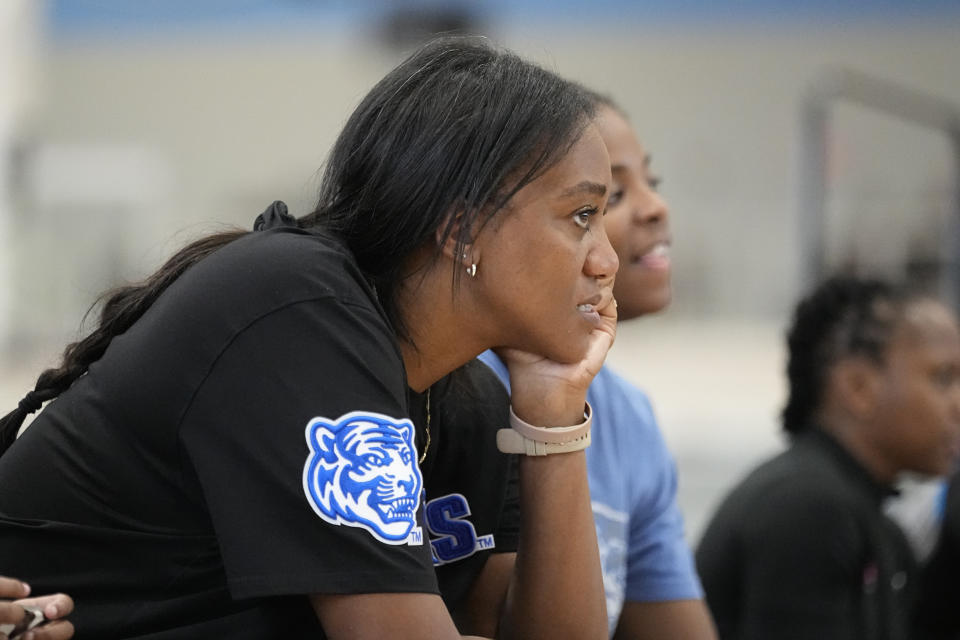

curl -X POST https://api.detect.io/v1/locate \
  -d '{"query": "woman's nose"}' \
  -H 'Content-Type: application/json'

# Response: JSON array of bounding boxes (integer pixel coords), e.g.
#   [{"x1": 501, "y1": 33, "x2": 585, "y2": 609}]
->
[
  {"x1": 634, "y1": 188, "x2": 669, "y2": 226},
  {"x1": 586, "y1": 223, "x2": 619, "y2": 281}
]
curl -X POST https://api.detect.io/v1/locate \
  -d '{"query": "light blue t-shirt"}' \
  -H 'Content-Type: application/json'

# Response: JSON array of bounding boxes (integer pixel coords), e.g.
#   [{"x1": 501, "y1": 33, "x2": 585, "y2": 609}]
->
[{"x1": 477, "y1": 351, "x2": 703, "y2": 636}]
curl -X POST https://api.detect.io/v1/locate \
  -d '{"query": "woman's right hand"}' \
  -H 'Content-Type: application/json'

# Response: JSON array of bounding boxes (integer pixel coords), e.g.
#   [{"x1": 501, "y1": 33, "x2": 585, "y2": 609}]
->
[
  {"x1": 497, "y1": 288, "x2": 617, "y2": 426},
  {"x1": 0, "y1": 576, "x2": 74, "y2": 640}
]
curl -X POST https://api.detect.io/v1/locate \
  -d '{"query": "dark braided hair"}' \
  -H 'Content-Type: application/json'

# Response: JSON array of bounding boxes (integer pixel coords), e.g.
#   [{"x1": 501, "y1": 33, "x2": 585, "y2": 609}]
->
[
  {"x1": 781, "y1": 274, "x2": 920, "y2": 435},
  {"x1": 0, "y1": 231, "x2": 247, "y2": 452},
  {"x1": 0, "y1": 36, "x2": 594, "y2": 454}
]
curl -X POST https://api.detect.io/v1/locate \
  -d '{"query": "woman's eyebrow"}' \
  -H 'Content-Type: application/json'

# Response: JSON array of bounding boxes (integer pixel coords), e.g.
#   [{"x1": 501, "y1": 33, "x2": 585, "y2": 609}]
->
[{"x1": 559, "y1": 180, "x2": 607, "y2": 198}]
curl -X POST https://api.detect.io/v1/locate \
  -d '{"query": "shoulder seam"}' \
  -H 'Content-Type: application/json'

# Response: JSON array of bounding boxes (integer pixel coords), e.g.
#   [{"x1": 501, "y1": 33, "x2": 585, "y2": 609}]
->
[{"x1": 174, "y1": 294, "x2": 393, "y2": 479}]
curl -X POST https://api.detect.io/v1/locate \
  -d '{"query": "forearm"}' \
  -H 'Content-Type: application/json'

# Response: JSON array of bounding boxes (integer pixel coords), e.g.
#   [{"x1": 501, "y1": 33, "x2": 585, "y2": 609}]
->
[
  {"x1": 492, "y1": 296, "x2": 615, "y2": 640},
  {"x1": 500, "y1": 449, "x2": 606, "y2": 640},
  {"x1": 613, "y1": 600, "x2": 718, "y2": 640}
]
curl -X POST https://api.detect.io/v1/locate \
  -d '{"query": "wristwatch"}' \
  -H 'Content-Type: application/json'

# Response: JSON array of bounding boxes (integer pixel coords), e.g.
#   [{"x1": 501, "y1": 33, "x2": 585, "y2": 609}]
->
[{"x1": 496, "y1": 402, "x2": 592, "y2": 456}]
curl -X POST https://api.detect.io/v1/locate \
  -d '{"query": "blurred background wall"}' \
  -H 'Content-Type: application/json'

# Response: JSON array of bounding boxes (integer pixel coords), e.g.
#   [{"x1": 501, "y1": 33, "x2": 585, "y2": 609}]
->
[{"x1": 2, "y1": 0, "x2": 959, "y2": 542}]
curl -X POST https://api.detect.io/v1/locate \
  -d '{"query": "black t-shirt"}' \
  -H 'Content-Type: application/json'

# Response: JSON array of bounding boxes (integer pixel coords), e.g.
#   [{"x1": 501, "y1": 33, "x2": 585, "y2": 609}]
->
[
  {"x1": 696, "y1": 429, "x2": 916, "y2": 640},
  {"x1": 415, "y1": 366, "x2": 519, "y2": 609},
  {"x1": 0, "y1": 227, "x2": 517, "y2": 638}
]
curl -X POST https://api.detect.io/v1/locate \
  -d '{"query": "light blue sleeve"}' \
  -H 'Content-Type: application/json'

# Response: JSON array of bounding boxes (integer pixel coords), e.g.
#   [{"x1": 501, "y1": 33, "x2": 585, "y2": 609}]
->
[
  {"x1": 624, "y1": 457, "x2": 703, "y2": 601},
  {"x1": 477, "y1": 356, "x2": 703, "y2": 603},
  {"x1": 598, "y1": 372, "x2": 703, "y2": 603},
  {"x1": 477, "y1": 350, "x2": 511, "y2": 393}
]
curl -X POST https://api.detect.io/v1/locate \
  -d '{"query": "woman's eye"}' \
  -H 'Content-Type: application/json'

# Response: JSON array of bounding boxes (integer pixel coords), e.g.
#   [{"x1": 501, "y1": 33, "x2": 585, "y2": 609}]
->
[
  {"x1": 932, "y1": 366, "x2": 957, "y2": 388},
  {"x1": 648, "y1": 176, "x2": 662, "y2": 191},
  {"x1": 574, "y1": 207, "x2": 598, "y2": 229},
  {"x1": 607, "y1": 190, "x2": 624, "y2": 207}
]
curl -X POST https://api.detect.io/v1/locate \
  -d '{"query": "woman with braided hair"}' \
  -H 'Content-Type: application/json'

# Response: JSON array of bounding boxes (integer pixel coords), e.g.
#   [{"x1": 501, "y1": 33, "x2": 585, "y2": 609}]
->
[
  {"x1": 696, "y1": 275, "x2": 960, "y2": 640},
  {"x1": 0, "y1": 36, "x2": 617, "y2": 639}
]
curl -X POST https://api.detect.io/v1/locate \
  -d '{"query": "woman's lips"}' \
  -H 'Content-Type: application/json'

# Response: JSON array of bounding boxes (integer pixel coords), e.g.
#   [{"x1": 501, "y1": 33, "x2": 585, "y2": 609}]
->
[
  {"x1": 634, "y1": 242, "x2": 671, "y2": 271},
  {"x1": 576, "y1": 289, "x2": 613, "y2": 325},
  {"x1": 576, "y1": 303, "x2": 601, "y2": 326}
]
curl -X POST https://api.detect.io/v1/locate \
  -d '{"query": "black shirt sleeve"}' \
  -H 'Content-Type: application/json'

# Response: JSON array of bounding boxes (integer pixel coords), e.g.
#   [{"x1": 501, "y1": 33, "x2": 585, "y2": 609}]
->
[{"x1": 179, "y1": 296, "x2": 437, "y2": 600}]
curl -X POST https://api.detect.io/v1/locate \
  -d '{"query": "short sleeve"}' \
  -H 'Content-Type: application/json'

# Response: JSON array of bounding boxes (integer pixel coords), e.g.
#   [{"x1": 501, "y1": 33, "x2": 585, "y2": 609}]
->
[
  {"x1": 623, "y1": 451, "x2": 702, "y2": 602},
  {"x1": 178, "y1": 297, "x2": 437, "y2": 600},
  {"x1": 615, "y1": 393, "x2": 702, "y2": 603}
]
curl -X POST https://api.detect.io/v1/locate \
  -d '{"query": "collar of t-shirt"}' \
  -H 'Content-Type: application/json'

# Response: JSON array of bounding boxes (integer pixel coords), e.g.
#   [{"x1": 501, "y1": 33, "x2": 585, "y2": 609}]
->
[{"x1": 801, "y1": 427, "x2": 900, "y2": 505}]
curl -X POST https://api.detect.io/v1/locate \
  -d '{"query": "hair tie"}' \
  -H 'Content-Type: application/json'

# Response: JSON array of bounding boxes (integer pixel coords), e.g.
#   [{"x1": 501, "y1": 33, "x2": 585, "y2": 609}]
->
[
  {"x1": 17, "y1": 391, "x2": 43, "y2": 415},
  {"x1": 253, "y1": 200, "x2": 297, "y2": 231}
]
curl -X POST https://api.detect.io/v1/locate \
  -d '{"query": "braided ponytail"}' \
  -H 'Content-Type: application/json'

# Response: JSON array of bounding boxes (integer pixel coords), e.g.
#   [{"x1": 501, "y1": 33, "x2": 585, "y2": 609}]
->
[{"x1": 0, "y1": 228, "x2": 250, "y2": 454}]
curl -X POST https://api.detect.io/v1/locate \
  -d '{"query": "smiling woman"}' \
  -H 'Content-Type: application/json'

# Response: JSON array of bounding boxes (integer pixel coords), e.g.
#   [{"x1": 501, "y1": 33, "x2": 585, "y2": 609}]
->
[
  {"x1": 594, "y1": 103, "x2": 672, "y2": 321},
  {"x1": 0, "y1": 37, "x2": 615, "y2": 640}
]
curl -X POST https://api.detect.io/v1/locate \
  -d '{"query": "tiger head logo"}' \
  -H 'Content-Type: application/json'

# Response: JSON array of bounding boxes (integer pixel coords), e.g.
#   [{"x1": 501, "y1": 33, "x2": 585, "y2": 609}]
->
[{"x1": 302, "y1": 411, "x2": 423, "y2": 545}]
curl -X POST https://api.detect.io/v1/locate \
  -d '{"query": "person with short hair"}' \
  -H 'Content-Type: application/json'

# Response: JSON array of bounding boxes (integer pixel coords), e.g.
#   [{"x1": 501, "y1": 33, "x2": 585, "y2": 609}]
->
[
  {"x1": 0, "y1": 37, "x2": 619, "y2": 639},
  {"x1": 696, "y1": 275, "x2": 960, "y2": 640}
]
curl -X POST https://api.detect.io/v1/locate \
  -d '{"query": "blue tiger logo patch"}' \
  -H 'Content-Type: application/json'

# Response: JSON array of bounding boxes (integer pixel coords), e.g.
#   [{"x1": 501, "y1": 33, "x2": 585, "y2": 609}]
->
[{"x1": 302, "y1": 411, "x2": 424, "y2": 545}]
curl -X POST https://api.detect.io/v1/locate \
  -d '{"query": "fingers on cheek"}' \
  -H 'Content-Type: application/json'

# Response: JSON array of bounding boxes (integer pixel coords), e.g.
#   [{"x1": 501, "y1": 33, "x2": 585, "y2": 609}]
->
[{"x1": 599, "y1": 297, "x2": 617, "y2": 317}]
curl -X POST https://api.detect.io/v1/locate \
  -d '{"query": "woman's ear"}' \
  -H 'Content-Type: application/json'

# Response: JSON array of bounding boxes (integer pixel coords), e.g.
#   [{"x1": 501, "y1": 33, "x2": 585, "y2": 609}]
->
[
  {"x1": 436, "y1": 212, "x2": 480, "y2": 268},
  {"x1": 833, "y1": 356, "x2": 883, "y2": 421}
]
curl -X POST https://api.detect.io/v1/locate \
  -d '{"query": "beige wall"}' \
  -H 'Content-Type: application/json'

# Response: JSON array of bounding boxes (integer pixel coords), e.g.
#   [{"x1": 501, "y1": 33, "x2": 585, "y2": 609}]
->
[
  {"x1": 11, "y1": 20, "x2": 958, "y2": 347},
  {"x1": 4, "y1": 18, "x2": 959, "y2": 539}
]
